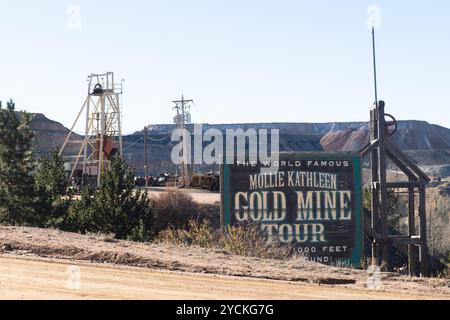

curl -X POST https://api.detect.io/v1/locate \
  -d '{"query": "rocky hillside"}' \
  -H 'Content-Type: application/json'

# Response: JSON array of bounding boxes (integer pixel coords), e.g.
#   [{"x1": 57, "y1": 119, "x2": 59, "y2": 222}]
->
[
  {"x1": 321, "y1": 121, "x2": 450, "y2": 153},
  {"x1": 30, "y1": 113, "x2": 81, "y2": 157},
  {"x1": 29, "y1": 114, "x2": 450, "y2": 175}
]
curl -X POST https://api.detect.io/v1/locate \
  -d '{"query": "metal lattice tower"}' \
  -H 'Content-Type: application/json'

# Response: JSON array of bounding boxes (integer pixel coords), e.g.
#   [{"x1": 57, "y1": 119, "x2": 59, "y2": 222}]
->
[
  {"x1": 173, "y1": 95, "x2": 193, "y2": 188},
  {"x1": 60, "y1": 72, "x2": 124, "y2": 187}
]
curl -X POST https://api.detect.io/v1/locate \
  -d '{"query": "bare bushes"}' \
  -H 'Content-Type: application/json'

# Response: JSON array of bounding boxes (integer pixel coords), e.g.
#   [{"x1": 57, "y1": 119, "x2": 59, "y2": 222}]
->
[
  {"x1": 156, "y1": 219, "x2": 217, "y2": 248},
  {"x1": 428, "y1": 196, "x2": 450, "y2": 263},
  {"x1": 152, "y1": 191, "x2": 203, "y2": 234},
  {"x1": 156, "y1": 220, "x2": 294, "y2": 260}
]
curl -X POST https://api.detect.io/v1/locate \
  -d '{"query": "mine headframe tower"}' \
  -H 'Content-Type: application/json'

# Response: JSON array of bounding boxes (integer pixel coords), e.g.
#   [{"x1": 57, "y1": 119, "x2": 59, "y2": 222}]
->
[
  {"x1": 361, "y1": 28, "x2": 431, "y2": 276},
  {"x1": 60, "y1": 72, "x2": 124, "y2": 188},
  {"x1": 360, "y1": 102, "x2": 430, "y2": 276}
]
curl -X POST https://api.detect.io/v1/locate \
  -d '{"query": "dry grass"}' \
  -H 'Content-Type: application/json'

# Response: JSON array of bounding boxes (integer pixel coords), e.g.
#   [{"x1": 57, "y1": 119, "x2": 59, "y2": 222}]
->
[
  {"x1": 220, "y1": 224, "x2": 294, "y2": 260},
  {"x1": 155, "y1": 220, "x2": 217, "y2": 248},
  {"x1": 427, "y1": 195, "x2": 450, "y2": 263},
  {"x1": 156, "y1": 220, "x2": 295, "y2": 260}
]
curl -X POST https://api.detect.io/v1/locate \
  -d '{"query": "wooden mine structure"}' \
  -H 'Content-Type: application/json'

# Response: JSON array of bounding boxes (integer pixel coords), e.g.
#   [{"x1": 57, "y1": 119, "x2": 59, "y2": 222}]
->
[
  {"x1": 360, "y1": 101, "x2": 430, "y2": 276},
  {"x1": 360, "y1": 28, "x2": 430, "y2": 276}
]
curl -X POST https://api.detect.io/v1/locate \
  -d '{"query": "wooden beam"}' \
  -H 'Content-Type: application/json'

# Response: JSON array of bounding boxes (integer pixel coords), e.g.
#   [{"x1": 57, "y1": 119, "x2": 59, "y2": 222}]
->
[
  {"x1": 418, "y1": 181, "x2": 428, "y2": 276},
  {"x1": 386, "y1": 181, "x2": 420, "y2": 189},
  {"x1": 385, "y1": 140, "x2": 430, "y2": 183},
  {"x1": 408, "y1": 186, "x2": 416, "y2": 276},
  {"x1": 359, "y1": 140, "x2": 379, "y2": 157},
  {"x1": 375, "y1": 104, "x2": 390, "y2": 268},
  {"x1": 385, "y1": 148, "x2": 417, "y2": 181},
  {"x1": 387, "y1": 236, "x2": 422, "y2": 246}
]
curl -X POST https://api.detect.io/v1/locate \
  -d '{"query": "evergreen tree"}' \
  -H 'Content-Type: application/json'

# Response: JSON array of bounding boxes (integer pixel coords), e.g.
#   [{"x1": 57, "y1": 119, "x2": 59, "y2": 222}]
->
[
  {"x1": 62, "y1": 185, "x2": 96, "y2": 234},
  {"x1": 0, "y1": 100, "x2": 36, "y2": 225},
  {"x1": 35, "y1": 149, "x2": 71, "y2": 225},
  {"x1": 93, "y1": 155, "x2": 154, "y2": 240},
  {"x1": 35, "y1": 149, "x2": 67, "y2": 197},
  {"x1": 64, "y1": 155, "x2": 154, "y2": 240}
]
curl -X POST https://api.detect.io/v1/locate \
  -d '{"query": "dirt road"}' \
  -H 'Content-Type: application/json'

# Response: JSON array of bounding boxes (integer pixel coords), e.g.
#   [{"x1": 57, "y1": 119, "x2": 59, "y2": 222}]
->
[{"x1": 0, "y1": 255, "x2": 447, "y2": 300}]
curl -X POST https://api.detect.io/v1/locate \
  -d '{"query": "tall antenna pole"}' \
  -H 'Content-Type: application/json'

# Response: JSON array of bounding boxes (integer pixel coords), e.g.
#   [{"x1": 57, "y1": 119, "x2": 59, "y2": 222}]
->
[
  {"x1": 372, "y1": 27, "x2": 378, "y2": 106},
  {"x1": 370, "y1": 26, "x2": 395, "y2": 270}
]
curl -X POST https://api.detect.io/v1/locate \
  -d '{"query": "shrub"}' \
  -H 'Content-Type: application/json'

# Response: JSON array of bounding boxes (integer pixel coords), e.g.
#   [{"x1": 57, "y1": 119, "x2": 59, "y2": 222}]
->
[
  {"x1": 61, "y1": 186, "x2": 97, "y2": 234},
  {"x1": 220, "y1": 223, "x2": 294, "y2": 260},
  {"x1": 35, "y1": 149, "x2": 68, "y2": 198},
  {"x1": 156, "y1": 220, "x2": 294, "y2": 260},
  {"x1": 152, "y1": 190, "x2": 200, "y2": 235},
  {"x1": 63, "y1": 156, "x2": 155, "y2": 241},
  {"x1": 0, "y1": 100, "x2": 36, "y2": 225},
  {"x1": 156, "y1": 219, "x2": 217, "y2": 247},
  {"x1": 197, "y1": 203, "x2": 221, "y2": 229},
  {"x1": 35, "y1": 149, "x2": 72, "y2": 226},
  {"x1": 428, "y1": 196, "x2": 450, "y2": 263}
]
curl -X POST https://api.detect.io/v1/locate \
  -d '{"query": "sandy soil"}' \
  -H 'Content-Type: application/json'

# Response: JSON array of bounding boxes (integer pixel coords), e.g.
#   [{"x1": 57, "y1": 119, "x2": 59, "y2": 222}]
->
[
  {"x1": 0, "y1": 255, "x2": 446, "y2": 300},
  {"x1": 0, "y1": 226, "x2": 449, "y2": 299}
]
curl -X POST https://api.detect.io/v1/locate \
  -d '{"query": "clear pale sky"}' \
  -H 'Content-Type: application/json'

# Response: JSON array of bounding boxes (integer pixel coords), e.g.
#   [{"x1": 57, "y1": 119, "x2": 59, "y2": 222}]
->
[{"x1": 0, "y1": 0, "x2": 449, "y2": 133}]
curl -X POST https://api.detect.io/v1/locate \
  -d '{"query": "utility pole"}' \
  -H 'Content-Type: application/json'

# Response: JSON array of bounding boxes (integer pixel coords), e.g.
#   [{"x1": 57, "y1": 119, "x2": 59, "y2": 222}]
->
[
  {"x1": 173, "y1": 95, "x2": 193, "y2": 188},
  {"x1": 143, "y1": 126, "x2": 149, "y2": 188}
]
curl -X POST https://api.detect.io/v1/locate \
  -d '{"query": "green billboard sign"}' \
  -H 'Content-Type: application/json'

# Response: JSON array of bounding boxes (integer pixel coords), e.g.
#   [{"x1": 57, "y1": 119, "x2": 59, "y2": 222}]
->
[{"x1": 220, "y1": 152, "x2": 363, "y2": 266}]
